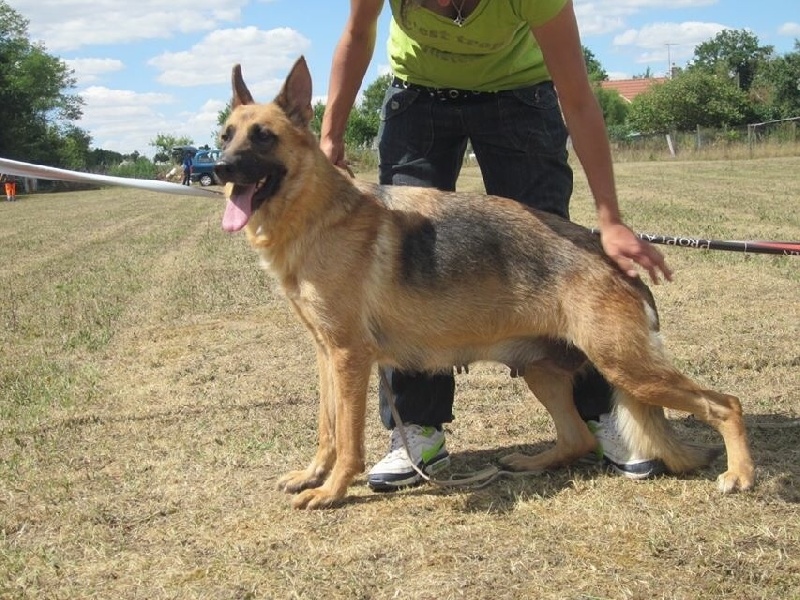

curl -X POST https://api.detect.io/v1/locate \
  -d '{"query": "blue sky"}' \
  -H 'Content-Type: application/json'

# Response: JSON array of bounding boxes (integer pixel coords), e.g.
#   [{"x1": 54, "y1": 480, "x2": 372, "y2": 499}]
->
[{"x1": 11, "y1": 0, "x2": 799, "y2": 157}]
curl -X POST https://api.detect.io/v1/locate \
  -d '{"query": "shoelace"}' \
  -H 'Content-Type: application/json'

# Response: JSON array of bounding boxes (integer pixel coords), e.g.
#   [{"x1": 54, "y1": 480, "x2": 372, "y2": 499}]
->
[
  {"x1": 597, "y1": 415, "x2": 623, "y2": 444},
  {"x1": 387, "y1": 428, "x2": 426, "y2": 462}
]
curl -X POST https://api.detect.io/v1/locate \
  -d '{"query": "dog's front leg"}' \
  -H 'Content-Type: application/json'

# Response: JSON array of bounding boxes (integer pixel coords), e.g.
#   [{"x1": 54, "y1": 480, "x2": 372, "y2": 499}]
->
[
  {"x1": 277, "y1": 346, "x2": 337, "y2": 494},
  {"x1": 291, "y1": 347, "x2": 370, "y2": 509},
  {"x1": 500, "y1": 365, "x2": 598, "y2": 471}
]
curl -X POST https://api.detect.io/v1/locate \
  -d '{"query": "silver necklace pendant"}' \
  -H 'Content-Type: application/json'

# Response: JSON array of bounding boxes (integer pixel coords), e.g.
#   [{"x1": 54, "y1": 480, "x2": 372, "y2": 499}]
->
[{"x1": 450, "y1": 0, "x2": 466, "y2": 26}]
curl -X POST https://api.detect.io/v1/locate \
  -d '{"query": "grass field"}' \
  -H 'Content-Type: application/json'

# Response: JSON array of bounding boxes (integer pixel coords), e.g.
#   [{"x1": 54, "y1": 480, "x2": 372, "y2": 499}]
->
[{"x1": 1, "y1": 157, "x2": 798, "y2": 599}]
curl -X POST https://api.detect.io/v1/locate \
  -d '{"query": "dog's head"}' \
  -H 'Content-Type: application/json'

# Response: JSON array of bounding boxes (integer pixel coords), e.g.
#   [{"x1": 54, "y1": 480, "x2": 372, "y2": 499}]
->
[{"x1": 215, "y1": 56, "x2": 315, "y2": 232}]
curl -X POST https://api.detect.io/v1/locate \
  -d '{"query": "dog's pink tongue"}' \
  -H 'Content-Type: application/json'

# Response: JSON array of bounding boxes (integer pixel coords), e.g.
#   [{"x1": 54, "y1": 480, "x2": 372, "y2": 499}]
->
[{"x1": 222, "y1": 184, "x2": 257, "y2": 232}]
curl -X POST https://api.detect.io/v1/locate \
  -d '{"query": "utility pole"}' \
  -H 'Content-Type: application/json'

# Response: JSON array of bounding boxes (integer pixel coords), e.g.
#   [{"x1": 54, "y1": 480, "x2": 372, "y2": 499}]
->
[{"x1": 665, "y1": 43, "x2": 677, "y2": 78}]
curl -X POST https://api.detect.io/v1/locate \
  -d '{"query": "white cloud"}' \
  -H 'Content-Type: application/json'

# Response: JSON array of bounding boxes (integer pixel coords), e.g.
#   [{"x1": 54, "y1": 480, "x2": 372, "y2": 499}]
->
[
  {"x1": 590, "y1": 0, "x2": 718, "y2": 7},
  {"x1": 11, "y1": 0, "x2": 249, "y2": 50},
  {"x1": 12, "y1": 0, "x2": 313, "y2": 155},
  {"x1": 575, "y1": 12, "x2": 626, "y2": 36},
  {"x1": 574, "y1": 0, "x2": 719, "y2": 36},
  {"x1": 64, "y1": 58, "x2": 125, "y2": 84},
  {"x1": 180, "y1": 98, "x2": 230, "y2": 146},
  {"x1": 778, "y1": 22, "x2": 800, "y2": 37},
  {"x1": 69, "y1": 23, "x2": 312, "y2": 155},
  {"x1": 613, "y1": 21, "x2": 729, "y2": 65},
  {"x1": 607, "y1": 71, "x2": 632, "y2": 81},
  {"x1": 75, "y1": 86, "x2": 183, "y2": 155},
  {"x1": 148, "y1": 26, "x2": 311, "y2": 90}
]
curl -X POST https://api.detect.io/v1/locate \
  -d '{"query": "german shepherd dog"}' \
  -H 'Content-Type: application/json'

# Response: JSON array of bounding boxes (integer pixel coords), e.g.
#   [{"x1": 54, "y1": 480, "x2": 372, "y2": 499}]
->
[{"x1": 214, "y1": 57, "x2": 754, "y2": 509}]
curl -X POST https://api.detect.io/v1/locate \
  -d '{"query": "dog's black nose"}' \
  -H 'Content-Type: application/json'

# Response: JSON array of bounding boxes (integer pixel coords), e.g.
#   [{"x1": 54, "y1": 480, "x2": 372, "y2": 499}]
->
[{"x1": 214, "y1": 160, "x2": 234, "y2": 183}]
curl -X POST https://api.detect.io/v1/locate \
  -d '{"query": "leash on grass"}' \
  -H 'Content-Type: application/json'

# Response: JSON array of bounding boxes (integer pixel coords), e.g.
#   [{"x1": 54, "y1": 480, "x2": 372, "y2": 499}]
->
[
  {"x1": 589, "y1": 228, "x2": 800, "y2": 256},
  {"x1": 378, "y1": 368, "x2": 544, "y2": 490}
]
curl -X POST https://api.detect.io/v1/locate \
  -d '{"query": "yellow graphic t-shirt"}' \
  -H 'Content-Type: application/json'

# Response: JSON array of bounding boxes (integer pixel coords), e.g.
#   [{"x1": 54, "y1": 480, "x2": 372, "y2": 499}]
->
[{"x1": 388, "y1": 0, "x2": 568, "y2": 91}]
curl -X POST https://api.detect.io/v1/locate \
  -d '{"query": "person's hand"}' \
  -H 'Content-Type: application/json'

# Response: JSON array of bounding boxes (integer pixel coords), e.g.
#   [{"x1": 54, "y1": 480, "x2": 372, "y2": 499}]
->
[
  {"x1": 600, "y1": 222, "x2": 673, "y2": 284},
  {"x1": 320, "y1": 136, "x2": 347, "y2": 169}
]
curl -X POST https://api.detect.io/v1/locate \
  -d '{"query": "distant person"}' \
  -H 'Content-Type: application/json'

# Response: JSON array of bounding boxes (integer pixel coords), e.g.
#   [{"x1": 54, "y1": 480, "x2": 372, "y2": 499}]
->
[
  {"x1": 182, "y1": 153, "x2": 193, "y2": 186},
  {"x1": 1, "y1": 173, "x2": 17, "y2": 201}
]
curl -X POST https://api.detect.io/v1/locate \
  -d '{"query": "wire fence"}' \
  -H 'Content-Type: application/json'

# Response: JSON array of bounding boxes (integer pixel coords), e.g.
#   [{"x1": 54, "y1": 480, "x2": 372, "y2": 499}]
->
[{"x1": 609, "y1": 117, "x2": 799, "y2": 161}]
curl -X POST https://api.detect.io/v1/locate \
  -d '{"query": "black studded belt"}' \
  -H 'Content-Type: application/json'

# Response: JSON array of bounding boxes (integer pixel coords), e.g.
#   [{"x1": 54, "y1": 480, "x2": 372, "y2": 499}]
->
[{"x1": 391, "y1": 77, "x2": 495, "y2": 102}]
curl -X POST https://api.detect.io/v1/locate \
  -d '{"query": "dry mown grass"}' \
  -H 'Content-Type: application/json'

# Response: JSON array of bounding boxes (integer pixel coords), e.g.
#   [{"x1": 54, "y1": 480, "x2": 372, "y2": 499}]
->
[{"x1": 1, "y1": 157, "x2": 798, "y2": 599}]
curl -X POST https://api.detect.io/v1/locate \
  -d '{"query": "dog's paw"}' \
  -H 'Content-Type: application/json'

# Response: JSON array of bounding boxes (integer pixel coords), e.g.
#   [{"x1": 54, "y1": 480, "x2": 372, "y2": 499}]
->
[
  {"x1": 716, "y1": 469, "x2": 755, "y2": 493},
  {"x1": 291, "y1": 487, "x2": 345, "y2": 510},
  {"x1": 276, "y1": 469, "x2": 325, "y2": 494},
  {"x1": 499, "y1": 452, "x2": 547, "y2": 473}
]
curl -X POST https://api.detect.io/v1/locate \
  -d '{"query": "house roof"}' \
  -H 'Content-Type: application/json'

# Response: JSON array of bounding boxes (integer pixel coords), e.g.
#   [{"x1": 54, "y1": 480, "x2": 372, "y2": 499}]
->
[{"x1": 599, "y1": 78, "x2": 667, "y2": 103}]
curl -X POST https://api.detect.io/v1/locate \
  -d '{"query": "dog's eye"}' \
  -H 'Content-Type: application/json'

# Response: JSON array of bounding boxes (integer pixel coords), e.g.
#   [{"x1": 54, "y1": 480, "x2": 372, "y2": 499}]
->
[
  {"x1": 220, "y1": 126, "x2": 233, "y2": 146},
  {"x1": 251, "y1": 125, "x2": 277, "y2": 146}
]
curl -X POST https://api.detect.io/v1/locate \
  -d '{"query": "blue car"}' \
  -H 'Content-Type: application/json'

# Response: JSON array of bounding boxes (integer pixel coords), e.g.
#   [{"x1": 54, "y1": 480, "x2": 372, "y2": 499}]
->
[{"x1": 190, "y1": 149, "x2": 222, "y2": 186}]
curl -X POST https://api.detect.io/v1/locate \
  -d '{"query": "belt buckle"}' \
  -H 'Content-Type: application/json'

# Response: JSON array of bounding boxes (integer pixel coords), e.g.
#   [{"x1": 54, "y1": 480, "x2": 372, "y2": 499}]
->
[{"x1": 448, "y1": 89, "x2": 459, "y2": 99}]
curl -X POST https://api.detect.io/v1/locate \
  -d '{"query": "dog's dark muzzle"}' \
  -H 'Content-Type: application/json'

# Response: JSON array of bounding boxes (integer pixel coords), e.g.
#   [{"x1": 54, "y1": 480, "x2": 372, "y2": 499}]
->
[
  {"x1": 214, "y1": 158, "x2": 250, "y2": 185},
  {"x1": 215, "y1": 156, "x2": 288, "y2": 209}
]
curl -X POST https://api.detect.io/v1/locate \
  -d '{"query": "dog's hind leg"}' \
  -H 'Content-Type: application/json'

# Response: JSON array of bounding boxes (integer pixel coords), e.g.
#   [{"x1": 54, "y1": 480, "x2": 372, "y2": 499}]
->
[
  {"x1": 606, "y1": 365, "x2": 754, "y2": 493},
  {"x1": 500, "y1": 365, "x2": 598, "y2": 472},
  {"x1": 291, "y1": 347, "x2": 371, "y2": 509},
  {"x1": 572, "y1": 292, "x2": 755, "y2": 493},
  {"x1": 277, "y1": 346, "x2": 338, "y2": 495}
]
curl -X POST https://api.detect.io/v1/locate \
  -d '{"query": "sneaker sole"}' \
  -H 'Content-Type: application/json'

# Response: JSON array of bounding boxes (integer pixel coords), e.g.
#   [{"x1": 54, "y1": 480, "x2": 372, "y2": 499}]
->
[
  {"x1": 605, "y1": 458, "x2": 667, "y2": 481},
  {"x1": 368, "y1": 453, "x2": 451, "y2": 492}
]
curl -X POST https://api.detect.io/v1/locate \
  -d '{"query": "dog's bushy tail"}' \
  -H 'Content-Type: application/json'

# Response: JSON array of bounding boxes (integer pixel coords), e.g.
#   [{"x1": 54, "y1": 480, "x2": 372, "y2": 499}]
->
[{"x1": 612, "y1": 390, "x2": 722, "y2": 473}]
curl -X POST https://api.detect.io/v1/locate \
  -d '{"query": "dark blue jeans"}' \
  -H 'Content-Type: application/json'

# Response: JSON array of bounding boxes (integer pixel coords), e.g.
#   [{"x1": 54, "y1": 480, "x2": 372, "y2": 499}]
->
[{"x1": 376, "y1": 81, "x2": 609, "y2": 429}]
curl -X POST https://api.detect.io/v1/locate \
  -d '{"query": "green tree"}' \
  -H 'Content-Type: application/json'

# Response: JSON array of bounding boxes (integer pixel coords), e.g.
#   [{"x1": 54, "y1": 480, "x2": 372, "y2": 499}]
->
[
  {"x1": 691, "y1": 29, "x2": 774, "y2": 91},
  {"x1": 583, "y1": 46, "x2": 607, "y2": 82},
  {"x1": 86, "y1": 148, "x2": 124, "y2": 171},
  {"x1": 594, "y1": 87, "x2": 629, "y2": 128},
  {"x1": 340, "y1": 74, "x2": 390, "y2": 149},
  {"x1": 110, "y1": 155, "x2": 157, "y2": 180},
  {"x1": 583, "y1": 47, "x2": 627, "y2": 128},
  {"x1": 57, "y1": 125, "x2": 93, "y2": 169},
  {"x1": 149, "y1": 133, "x2": 194, "y2": 162},
  {"x1": 214, "y1": 103, "x2": 232, "y2": 145},
  {"x1": 217, "y1": 104, "x2": 232, "y2": 126},
  {"x1": 306, "y1": 74, "x2": 388, "y2": 147},
  {"x1": 345, "y1": 110, "x2": 380, "y2": 149},
  {"x1": 628, "y1": 69, "x2": 754, "y2": 132},
  {"x1": 361, "y1": 73, "x2": 392, "y2": 113},
  {"x1": 753, "y1": 40, "x2": 800, "y2": 119},
  {"x1": 0, "y1": 1, "x2": 87, "y2": 165},
  {"x1": 310, "y1": 101, "x2": 325, "y2": 138}
]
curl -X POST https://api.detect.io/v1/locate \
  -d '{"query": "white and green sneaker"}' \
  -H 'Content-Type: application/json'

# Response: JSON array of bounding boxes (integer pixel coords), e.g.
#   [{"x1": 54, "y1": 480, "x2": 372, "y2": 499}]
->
[
  {"x1": 368, "y1": 424, "x2": 450, "y2": 491},
  {"x1": 587, "y1": 413, "x2": 667, "y2": 480}
]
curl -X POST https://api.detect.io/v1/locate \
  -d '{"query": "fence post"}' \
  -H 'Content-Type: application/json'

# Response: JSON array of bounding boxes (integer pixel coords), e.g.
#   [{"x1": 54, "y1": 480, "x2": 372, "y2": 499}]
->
[{"x1": 665, "y1": 133, "x2": 676, "y2": 157}]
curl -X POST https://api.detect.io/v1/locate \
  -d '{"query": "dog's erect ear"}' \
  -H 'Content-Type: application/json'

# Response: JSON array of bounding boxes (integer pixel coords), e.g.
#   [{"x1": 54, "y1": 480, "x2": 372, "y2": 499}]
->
[
  {"x1": 231, "y1": 64, "x2": 255, "y2": 108},
  {"x1": 274, "y1": 56, "x2": 313, "y2": 128}
]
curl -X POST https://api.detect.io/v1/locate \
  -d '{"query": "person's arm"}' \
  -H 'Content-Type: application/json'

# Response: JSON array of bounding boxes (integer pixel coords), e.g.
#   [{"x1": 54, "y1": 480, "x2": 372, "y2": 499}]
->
[
  {"x1": 320, "y1": 0, "x2": 384, "y2": 168},
  {"x1": 532, "y1": 1, "x2": 672, "y2": 283}
]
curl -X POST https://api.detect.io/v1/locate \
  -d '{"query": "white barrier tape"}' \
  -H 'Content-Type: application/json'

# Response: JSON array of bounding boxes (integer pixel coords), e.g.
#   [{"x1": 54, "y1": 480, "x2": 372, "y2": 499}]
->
[{"x1": 0, "y1": 157, "x2": 222, "y2": 199}]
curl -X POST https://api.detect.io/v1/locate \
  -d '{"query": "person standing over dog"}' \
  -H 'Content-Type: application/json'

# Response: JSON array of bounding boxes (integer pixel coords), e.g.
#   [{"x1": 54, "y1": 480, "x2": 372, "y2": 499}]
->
[{"x1": 320, "y1": 0, "x2": 673, "y2": 490}]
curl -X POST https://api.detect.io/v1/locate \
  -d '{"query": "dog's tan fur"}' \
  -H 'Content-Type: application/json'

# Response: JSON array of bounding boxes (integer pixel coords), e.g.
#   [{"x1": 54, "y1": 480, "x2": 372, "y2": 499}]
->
[{"x1": 214, "y1": 57, "x2": 755, "y2": 509}]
